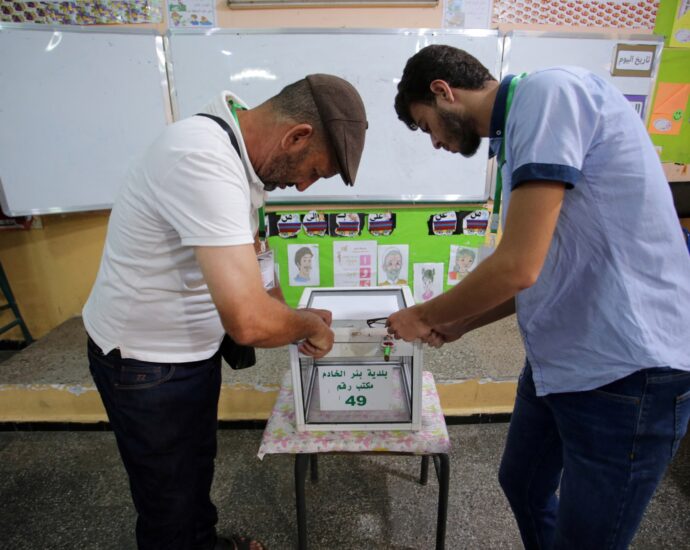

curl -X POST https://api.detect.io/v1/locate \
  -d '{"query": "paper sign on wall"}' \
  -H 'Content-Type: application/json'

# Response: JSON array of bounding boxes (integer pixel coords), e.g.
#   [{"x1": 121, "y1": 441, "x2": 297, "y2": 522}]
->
[
  {"x1": 670, "y1": 1, "x2": 690, "y2": 48},
  {"x1": 318, "y1": 365, "x2": 398, "y2": 411},
  {"x1": 624, "y1": 94, "x2": 648, "y2": 119},
  {"x1": 333, "y1": 241, "x2": 377, "y2": 287},
  {"x1": 611, "y1": 44, "x2": 656, "y2": 77},
  {"x1": 648, "y1": 82, "x2": 689, "y2": 135}
]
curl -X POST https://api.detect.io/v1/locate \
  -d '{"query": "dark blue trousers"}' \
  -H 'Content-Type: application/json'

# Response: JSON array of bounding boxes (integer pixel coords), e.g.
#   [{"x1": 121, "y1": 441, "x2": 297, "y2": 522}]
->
[
  {"x1": 88, "y1": 337, "x2": 222, "y2": 550},
  {"x1": 499, "y1": 361, "x2": 690, "y2": 550}
]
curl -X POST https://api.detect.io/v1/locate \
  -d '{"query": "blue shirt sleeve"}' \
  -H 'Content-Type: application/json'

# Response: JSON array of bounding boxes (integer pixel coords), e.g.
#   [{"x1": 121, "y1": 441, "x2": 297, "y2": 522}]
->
[{"x1": 506, "y1": 68, "x2": 601, "y2": 190}]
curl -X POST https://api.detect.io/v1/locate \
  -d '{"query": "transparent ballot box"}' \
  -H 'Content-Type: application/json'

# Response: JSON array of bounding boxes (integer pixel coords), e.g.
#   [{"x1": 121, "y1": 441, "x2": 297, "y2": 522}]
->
[{"x1": 290, "y1": 287, "x2": 422, "y2": 432}]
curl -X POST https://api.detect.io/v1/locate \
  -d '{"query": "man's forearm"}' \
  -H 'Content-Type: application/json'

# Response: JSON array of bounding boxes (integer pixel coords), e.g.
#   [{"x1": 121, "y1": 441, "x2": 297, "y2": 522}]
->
[
  {"x1": 418, "y1": 251, "x2": 528, "y2": 330},
  {"x1": 449, "y1": 297, "x2": 516, "y2": 334},
  {"x1": 232, "y1": 296, "x2": 323, "y2": 348}
]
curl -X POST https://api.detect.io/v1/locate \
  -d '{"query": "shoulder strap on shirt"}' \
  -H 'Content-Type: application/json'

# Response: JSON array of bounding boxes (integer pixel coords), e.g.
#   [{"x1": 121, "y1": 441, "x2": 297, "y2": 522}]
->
[
  {"x1": 196, "y1": 113, "x2": 241, "y2": 157},
  {"x1": 195, "y1": 112, "x2": 266, "y2": 240}
]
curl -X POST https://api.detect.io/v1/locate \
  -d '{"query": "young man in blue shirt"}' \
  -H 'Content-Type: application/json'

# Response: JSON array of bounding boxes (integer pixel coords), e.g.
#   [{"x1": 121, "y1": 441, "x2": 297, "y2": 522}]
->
[{"x1": 388, "y1": 44, "x2": 690, "y2": 549}]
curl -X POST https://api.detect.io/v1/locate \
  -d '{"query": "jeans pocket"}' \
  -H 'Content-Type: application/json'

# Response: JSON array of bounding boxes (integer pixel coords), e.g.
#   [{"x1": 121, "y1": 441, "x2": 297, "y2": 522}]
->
[
  {"x1": 115, "y1": 364, "x2": 175, "y2": 391},
  {"x1": 590, "y1": 374, "x2": 643, "y2": 405},
  {"x1": 591, "y1": 388, "x2": 641, "y2": 405},
  {"x1": 672, "y1": 389, "x2": 690, "y2": 457}
]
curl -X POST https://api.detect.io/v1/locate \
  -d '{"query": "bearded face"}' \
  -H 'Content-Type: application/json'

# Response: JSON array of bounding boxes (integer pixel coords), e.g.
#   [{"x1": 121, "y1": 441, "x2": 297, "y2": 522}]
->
[
  {"x1": 437, "y1": 106, "x2": 482, "y2": 158},
  {"x1": 259, "y1": 148, "x2": 309, "y2": 191}
]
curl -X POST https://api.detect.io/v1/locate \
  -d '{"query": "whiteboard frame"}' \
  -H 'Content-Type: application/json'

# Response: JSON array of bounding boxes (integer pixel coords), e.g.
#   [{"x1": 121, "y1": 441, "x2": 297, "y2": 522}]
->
[
  {"x1": 502, "y1": 30, "x2": 663, "y2": 125},
  {"x1": 0, "y1": 23, "x2": 173, "y2": 216},
  {"x1": 165, "y1": 27, "x2": 502, "y2": 205}
]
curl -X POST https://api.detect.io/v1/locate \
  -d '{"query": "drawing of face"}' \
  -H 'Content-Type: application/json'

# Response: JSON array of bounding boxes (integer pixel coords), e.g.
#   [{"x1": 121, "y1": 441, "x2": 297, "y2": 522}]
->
[
  {"x1": 455, "y1": 250, "x2": 475, "y2": 274},
  {"x1": 295, "y1": 247, "x2": 313, "y2": 279},
  {"x1": 423, "y1": 269, "x2": 434, "y2": 290},
  {"x1": 383, "y1": 250, "x2": 402, "y2": 282}
]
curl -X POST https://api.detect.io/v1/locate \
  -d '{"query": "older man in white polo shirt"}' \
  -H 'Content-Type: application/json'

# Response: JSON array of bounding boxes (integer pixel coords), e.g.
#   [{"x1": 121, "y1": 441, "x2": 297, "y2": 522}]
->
[{"x1": 83, "y1": 75, "x2": 367, "y2": 550}]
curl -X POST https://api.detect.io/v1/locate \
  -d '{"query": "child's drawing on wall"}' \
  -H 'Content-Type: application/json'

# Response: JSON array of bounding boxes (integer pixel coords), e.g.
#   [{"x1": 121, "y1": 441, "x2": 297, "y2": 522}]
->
[
  {"x1": 413, "y1": 263, "x2": 444, "y2": 303},
  {"x1": 288, "y1": 244, "x2": 320, "y2": 286},
  {"x1": 378, "y1": 245, "x2": 409, "y2": 286},
  {"x1": 448, "y1": 245, "x2": 477, "y2": 285}
]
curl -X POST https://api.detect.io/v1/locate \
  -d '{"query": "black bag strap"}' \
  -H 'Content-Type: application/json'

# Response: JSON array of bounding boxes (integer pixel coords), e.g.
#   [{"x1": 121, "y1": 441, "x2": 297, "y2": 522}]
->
[{"x1": 196, "y1": 113, "x2": 241, "y2": 157}]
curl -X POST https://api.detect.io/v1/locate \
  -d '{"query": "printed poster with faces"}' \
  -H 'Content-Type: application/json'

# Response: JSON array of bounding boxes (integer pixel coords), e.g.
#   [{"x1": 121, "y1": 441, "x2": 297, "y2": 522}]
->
[
  {"x1": 448, "y1": 245, "x2": 478, "y2": 285},
  {"x1": 378, "y1": 245, "x2": 409, "y2": 287},
  {"x1": 288, "y1": 244, "x2": 320, "y2": 287},
  {"x1": 333, "y1": 241, "x2": 377, "y2": 287}
]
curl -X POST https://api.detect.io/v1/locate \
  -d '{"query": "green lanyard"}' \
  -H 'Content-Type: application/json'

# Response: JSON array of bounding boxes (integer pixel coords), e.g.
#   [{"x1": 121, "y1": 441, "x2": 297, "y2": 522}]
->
[
  {"x1": 228, "y1": 98, "x2": 266, "y2": 239},
  {"x1": 490, "y1": 73, "x2": 527, "y2": 235}
]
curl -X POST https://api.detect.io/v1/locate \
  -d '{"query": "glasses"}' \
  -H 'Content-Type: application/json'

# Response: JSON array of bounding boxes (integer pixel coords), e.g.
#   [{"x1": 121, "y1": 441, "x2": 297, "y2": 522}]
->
[{"x1": 366, "y1": 317, "x2": 388, "y2": 327}]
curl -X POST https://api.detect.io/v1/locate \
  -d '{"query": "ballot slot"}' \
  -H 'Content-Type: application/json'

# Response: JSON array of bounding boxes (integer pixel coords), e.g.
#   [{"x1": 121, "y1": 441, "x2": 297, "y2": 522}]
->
[{"x1": 291, "y1": 286, "x2": 423, "y2": 432}]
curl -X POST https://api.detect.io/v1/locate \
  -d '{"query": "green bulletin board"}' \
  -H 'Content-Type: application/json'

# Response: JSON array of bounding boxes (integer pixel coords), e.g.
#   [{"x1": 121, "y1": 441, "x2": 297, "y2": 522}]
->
[{"x1": 267, "y1": 207, "x2": 488, "y2": 308}]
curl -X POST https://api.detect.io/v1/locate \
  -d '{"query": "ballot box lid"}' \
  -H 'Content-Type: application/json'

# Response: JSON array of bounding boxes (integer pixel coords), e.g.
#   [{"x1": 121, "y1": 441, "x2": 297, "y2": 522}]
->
[{"x1": 298, "y1": 286, "x2": 414, "y2": 321}]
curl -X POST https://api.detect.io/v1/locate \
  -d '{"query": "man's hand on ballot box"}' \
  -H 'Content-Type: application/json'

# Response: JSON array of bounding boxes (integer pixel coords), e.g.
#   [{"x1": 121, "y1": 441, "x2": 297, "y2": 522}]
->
[
  {"x1": 296, "y1": 308, "x2": 334, "y2": 359},
  {"x1": 386, "y1": 304, "x2": 433, "y2": 344}
]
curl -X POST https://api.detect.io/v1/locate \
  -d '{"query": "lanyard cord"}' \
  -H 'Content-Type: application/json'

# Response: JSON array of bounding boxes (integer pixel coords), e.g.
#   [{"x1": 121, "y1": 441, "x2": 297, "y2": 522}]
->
[
  {"x1": 490, "y1": 73, "x2": 527, "y2": 235},
  {"x1": 228, "y1": 98, "x2": 266, "y2": 240}
]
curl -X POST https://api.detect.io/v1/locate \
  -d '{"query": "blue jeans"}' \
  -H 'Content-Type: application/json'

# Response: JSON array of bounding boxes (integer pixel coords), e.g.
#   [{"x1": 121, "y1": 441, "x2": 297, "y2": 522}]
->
[
  {"x1": 499, "y1": 361, "x2": 690, "y2": 550},
  {"x1": 88, "y1": 337, "x2": 222, "y2": 550}
]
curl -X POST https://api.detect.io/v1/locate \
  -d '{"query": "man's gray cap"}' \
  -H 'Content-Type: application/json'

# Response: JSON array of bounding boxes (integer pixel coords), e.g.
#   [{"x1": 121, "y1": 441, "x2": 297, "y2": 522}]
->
[{"x1": 306, "y1": 74, "x2": 368, "y2": 186}]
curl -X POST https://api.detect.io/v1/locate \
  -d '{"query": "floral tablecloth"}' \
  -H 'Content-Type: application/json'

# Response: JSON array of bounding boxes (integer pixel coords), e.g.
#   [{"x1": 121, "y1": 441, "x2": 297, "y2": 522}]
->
[{"x1": 258, "y1": 371, "x2": 450, "y2": 459}]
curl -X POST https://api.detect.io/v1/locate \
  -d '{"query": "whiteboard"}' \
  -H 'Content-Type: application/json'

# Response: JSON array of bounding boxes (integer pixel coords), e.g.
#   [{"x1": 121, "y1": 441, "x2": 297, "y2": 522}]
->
[
  {"x1": 0, "y1": 24, "x2": 171, "y2": 216},
  {"x1": 166, "y1": 29, "x2": 502, "y2": 204},
  {"x1": 502, "y1": 32, "x2": 663, "y2": 110}
]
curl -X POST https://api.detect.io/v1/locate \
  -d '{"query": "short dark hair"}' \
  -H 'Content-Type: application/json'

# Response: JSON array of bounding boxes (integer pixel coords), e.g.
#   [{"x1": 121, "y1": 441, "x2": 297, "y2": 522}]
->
[
  {"x1": 269, "y1": 79, "x2": 324, "y2": 137},
  {"x1": 294, "y1": 246, "x2": 313, "y2": 267},
  {"x1": 395, "y1": 45, "x2": 496, "y2": 130}
]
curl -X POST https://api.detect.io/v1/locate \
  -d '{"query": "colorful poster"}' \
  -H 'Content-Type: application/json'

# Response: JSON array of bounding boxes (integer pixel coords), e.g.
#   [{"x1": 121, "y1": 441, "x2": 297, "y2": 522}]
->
[
  {"x1": 329, "y1": 213, "x2": 364, "y2": 237},
  {"x1": 168, "y1": 0, "x2": 215, "y2": 28},
  {"x1": 378, "y1": 245, "x2": 409, "y2": 287},
  {"x1": 648, "y1": 48, "x2": 690, "y2": 162},
  {"x1": 625, "y1": 94, "x2": 648, "y2": 119},
  {"x1": 367, "y1": 213, "x2": 396, "y2": 236},
  {"x1": 333, "y1": 241, "x2": 377, "y2": 287},
  {"x1": 448, "y1": 245, "x2": 478, "y2": 285},
  {"x1": 670, "y1": 0, "x2": 690, "y2": 47},
  {"x1": 493, "y1": 0, "x2": 658, "y2": 30},
  {"x1": 288, "y1": 244, "x2": 320, "y2": 287},
  {"x1": 0, "y1": 0, "x2": 162, "y2": 24},
  {"x1": 443, "y1": 0, "x2": 492, "y2": 28},
  {"x1": 648, "y1": 82, "x2": 689, "y2": 135},
  {"x1": 302, "y1": 210, "x2": 328, "y2": 237},
  {"x1": 413, "y1": 263, "x2": 444, "y2": 303}
]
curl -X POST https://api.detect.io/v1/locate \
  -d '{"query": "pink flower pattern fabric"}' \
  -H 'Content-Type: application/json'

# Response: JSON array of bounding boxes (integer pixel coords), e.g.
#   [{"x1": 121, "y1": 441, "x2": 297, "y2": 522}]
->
[
  {"x1": 492, "y1": 0, "x2": 658, "y2": 29},
  {"x1": 257, "y1": 371, "x2": 450, "y2": 459}
]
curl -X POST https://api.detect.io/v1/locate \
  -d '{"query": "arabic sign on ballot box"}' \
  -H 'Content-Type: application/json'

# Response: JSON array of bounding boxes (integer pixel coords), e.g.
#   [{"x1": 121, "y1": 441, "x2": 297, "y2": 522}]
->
[{"x1": 318, "y1": 365, "x2": 398, "y2": 411}]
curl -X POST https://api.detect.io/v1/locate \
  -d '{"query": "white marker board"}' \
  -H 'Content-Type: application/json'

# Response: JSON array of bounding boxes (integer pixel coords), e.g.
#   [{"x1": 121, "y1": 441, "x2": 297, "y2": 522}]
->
[
  {"x1": 166, "y1": 29, "x2": 502, "y2": 204},
  {"x1": 0, "y1": 24, "x2": 171, "y2": 216}
]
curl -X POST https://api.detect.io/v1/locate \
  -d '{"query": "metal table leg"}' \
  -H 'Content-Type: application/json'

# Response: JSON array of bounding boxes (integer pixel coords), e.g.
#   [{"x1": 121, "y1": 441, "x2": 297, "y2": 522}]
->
[
  {"x1": 295, "y1": 454, "x2": 310, "y2": 550},
  {"x1": 435, "y1": 453, "x2": 450, "y2": 550},
  {"x1": 420, "y1": 455, "x2": 430, "y2": 485},
  {"x1": 310, "y1": 454, "x2": 319, "y2": 482}
]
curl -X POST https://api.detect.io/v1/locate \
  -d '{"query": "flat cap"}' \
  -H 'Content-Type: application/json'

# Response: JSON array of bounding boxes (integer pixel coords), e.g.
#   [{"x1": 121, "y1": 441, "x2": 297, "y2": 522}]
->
[{"x1": 306, "y1": 74, "x2": 368, "y2": 186}]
